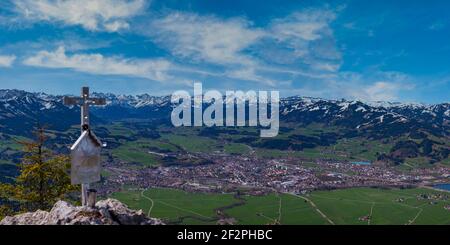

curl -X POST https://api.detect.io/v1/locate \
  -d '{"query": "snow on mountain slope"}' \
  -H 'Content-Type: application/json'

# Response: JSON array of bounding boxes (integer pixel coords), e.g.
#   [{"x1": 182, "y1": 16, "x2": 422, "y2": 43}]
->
[{"x1": 0, "y1": 89, "x2": 448, "y2": 138}]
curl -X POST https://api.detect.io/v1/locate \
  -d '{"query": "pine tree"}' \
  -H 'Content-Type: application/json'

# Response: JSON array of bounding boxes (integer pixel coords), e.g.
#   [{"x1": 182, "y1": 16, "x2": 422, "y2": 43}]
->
[
  {"x1": 0, "y1": 184, "x2": 15, "y2": 220},
  {"x1": 0, "y1": 127, "x2": 77, "y2": 217}
]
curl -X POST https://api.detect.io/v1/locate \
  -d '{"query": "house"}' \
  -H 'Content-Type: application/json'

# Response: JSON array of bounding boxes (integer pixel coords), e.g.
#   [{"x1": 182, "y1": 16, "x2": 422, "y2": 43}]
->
[{"x1": 70, "y1": 130, "x2": 102, "y2": 185}]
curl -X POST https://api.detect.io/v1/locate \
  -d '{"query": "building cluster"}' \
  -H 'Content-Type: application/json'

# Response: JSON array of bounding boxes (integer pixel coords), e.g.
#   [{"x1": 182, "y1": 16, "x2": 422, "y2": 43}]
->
[{"x1": 97, "y1": 152, "x2": 449, "y2": 197}]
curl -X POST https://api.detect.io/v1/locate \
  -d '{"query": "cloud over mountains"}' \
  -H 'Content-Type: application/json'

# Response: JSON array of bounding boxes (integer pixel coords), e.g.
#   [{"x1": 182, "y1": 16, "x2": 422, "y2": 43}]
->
[
  {"x1": 0, "y1": 55, "x2": 16, "y2": 67},
  {"x1": 13, "y1": 0, "x2": 145, "y2": 32}
]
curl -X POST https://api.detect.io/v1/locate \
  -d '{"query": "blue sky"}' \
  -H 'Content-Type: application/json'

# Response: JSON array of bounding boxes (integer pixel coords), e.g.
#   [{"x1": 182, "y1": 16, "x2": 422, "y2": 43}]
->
[{"x1": 0, "y1": 0, "x2": 449, "y2": 103}]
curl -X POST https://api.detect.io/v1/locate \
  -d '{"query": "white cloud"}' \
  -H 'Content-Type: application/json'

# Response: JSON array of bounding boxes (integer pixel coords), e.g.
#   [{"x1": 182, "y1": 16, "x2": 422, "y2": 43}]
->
[
  {"x1": 0, "y1": 55, "x2": 16, "y2": 67},
  {"x1": 148, "y1": 9, "x2": 340, "y2": 70},
  {"x1": 363, "y1": 82, "x2": 402, "y2": 101},
  {"x1": 311, "y1": 62, "x2": 340, "y2": 72},
  {"x1": 266, "y1": 9, "x2": 341, "y2": 70},
  {"x1": 327, "y1": 71, "x2": 415, "y2": 102},
  {"x1": 23, "y1": 47, "x2": 171, "y2": 81},
  {"x1": 13, "y1": 0, "x2": 146, "y2": 32},
  {"x1": 270, "y1": 10, "x2": 336, "y2": 42},
  {"x1": 149, "y1": 12, "x2": 264, "y2": 65},
  {"x1": 429, "y1": 21, "x2": 445, "y2": 31},
  {"x1": 226, "y1": 68, "x2": 276, "y2": 86},
  {"x1": 144, "y1": 8, "x2": 341, "y2": 86}
]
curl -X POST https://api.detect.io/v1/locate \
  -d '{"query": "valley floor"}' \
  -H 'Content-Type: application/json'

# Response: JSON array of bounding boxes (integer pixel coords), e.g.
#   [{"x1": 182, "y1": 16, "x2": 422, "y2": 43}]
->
[{"x1": 111, "y1": 187, "x2": 450, "y2": 225}]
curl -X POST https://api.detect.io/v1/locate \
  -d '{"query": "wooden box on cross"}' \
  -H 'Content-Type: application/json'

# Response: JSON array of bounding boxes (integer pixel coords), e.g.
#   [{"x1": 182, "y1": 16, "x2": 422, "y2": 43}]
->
[{"x1": 70, "y1": 130, "x2": 102, "y2": 185}]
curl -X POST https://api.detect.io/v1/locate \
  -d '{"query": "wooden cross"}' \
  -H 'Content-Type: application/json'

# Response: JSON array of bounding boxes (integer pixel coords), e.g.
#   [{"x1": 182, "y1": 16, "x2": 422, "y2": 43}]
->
[
  {"x1": 64, "y1": 87, "x2": 106, "y2": 206},
  {"x1": 64, "y1": 87, "x2": 106, "y2": 130}
]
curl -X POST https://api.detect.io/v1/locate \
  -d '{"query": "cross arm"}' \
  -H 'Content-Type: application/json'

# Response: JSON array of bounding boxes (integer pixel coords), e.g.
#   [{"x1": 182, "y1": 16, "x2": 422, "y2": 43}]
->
[
  {"x1": 63, "y1": 97, "x2": 106, "y2": 106},
  {"x1": 89, "y1": 98, "x2": 107, "y2": 106},
  {"x1": 64, "y1": 97, "x2": 83, "y2": 105}
]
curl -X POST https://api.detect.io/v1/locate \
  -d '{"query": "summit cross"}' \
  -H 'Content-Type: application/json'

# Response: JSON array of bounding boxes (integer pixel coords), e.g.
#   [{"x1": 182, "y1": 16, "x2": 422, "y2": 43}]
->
[
  {"x1": 64, "y1": 87, "x2": 106, "y2": 206},
  {"x1": 64, "y1": 87, "x2": 106, "y2": 129}
]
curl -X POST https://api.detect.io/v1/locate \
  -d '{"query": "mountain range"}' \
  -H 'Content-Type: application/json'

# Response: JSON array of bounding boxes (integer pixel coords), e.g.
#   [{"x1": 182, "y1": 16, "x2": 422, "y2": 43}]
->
[
  {"x1": 0, "y1": 89, "x2": 448, "y2": 137},
  {"x1": 0, "y1": 89, "x2": 448, "y2": 168}
]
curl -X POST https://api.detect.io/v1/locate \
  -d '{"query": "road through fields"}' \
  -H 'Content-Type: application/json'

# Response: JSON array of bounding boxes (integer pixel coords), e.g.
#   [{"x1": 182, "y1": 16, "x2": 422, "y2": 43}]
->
[{"x1": 288, "y1": 193, "x2": 335, "y2": 225}]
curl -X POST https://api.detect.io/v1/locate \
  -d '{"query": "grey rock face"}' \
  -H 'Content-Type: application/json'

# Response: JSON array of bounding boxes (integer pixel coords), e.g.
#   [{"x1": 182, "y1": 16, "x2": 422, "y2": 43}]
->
[{"x1": 0, "y1": 199, "x2": 164, "y2": 225}]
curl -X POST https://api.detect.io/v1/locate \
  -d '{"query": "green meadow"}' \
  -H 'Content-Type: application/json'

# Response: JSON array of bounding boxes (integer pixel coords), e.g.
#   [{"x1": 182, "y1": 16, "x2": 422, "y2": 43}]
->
[
  {"x1": 104, "y1": 123, "x2": 448, "y2": 168},
  {"x1": 112, "y1": 187, "x2": 450, "y2": 225}
]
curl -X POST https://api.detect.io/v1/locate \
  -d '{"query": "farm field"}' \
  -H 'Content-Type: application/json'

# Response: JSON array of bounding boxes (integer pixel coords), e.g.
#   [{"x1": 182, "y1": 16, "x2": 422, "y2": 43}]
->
[
  {"x1": 112, "y1": 143, "x2": 160, "y2": 167},
  {"x1": 111, "y1": 188, "x2": 236, "y2": 225},
  {"x1": 111, "y1": 187, "x2": 450, "y2": 225}
]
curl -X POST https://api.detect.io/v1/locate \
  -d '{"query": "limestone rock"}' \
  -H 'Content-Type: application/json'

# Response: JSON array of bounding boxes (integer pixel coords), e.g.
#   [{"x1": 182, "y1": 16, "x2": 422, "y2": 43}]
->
[{"x1": 0, "y1": 199, "x2": 164, "y2": 225}]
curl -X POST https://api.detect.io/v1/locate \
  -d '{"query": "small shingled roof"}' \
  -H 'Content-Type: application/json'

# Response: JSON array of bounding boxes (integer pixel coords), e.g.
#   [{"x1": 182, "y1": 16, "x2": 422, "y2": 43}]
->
[{"x1": 70, "y1": 130, "x2": 102, "y2": 151}]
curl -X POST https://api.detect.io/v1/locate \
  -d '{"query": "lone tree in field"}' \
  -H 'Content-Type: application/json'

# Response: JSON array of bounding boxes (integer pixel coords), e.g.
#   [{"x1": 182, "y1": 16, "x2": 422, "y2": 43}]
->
[{"x1": 0, "y1": 127, "x2": 77, "y2": 217}]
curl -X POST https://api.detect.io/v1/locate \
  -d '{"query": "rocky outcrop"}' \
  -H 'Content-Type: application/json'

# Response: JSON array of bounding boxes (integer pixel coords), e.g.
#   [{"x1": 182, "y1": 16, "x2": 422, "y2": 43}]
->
[{"x1": 0, "y1": 199, "x2": 164, "y2": 225}]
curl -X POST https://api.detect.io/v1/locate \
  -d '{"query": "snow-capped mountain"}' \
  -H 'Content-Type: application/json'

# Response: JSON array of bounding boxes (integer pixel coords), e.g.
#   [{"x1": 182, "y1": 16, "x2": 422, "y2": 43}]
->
[
  {"x1": 0, "y1": 90, "x2": 82, "y2": 136},
  {"x1": 281, "y1": 96, "x2": 449, "y2": 138},
  {"x1": 0, "y1": 89, "x2": 448, "y2": 139}
]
